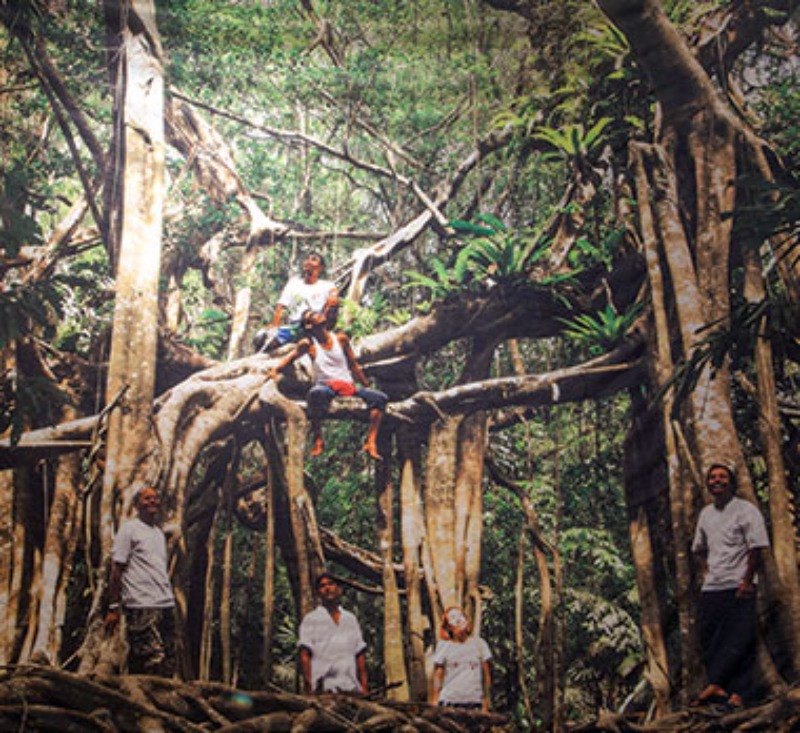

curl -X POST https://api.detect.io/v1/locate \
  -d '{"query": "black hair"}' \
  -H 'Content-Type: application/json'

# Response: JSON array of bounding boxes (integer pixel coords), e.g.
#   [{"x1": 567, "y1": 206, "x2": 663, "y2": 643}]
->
[
  {"x1": 300, "y1": 309, "x2": 316, "y2": 331},
  {"x1": 305, "y1": 250, "x2": 326, "y2": 270},
  {"x1": 315, "y1": 571, "x2": 338, "y2": 589},
  {"x1": 706, "y1": 463, "x2": 738, "y2": 491}
]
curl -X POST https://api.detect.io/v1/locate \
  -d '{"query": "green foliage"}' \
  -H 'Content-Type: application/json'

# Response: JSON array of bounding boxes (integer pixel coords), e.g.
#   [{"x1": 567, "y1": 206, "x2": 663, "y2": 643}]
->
[
  {"x1": 403, "y1": 213, "x2": 579, "y2": 312},
  {"x1": 664, "y1": 298, "x2": 800, "y2": 412},
  {"x1": 402, "y1": 252, "x2": 472, "y2": 307},
  {"x1": 184, "y1": 307, "x2": 230, "y2": 359},
  {"x1": 0, "y1": 167, "x2": 44, "y2": 258},
  {"x1": 450, "y1": 214, "x2": 548, "y2": 283},
  {"x1": 339, "y1": 292, "x2": 401, "y2": 339},
  {"x1": 755, "y1": 73, "x2": 800, "y2": 169},
  {"x1": 1, "y1": 372, "x2": 72, "y2": 446},
  {"x1": 573, "y1": 21, "x2": 630, "y2": 80},
  {"x1": 0, "y1": 274, "x2": 84, "y2": 348},
  {"x1": 568, "y1": 228, "x2": 626, "y2": 272},
  {"x1": 532, "y1": 118, "x2": 612, "y2": 164},
  {"x1": 560, "y1": 303, "x2": 642, "y2": 355}
]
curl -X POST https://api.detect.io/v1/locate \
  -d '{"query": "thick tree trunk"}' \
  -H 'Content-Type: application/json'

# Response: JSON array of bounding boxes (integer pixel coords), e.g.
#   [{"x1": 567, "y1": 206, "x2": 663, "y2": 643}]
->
[
  {"x1": 261, "y1": 431, "x2": 277, "y2": 684},
  {"x1": 743, "y1": 246, "x2": 800, "y2": 676},
  {"x1": 76, "y1": 0, "x2": 167, "y2": 675},
  {"x1": 632, "y1": 141, "x2": 701, "y2": 701},
  {"x1": 376, "y1": 439, "x2": 409, "y2": 700},
  {"x1": 424, "y1": 416, "x2": 460, "y2": 613},
  {"x1": 199, "y1": 502, "x2": 220, "y2": 682},
  {"x1": 259, "y1": 382, "x2": 324, "y2": 618},
  {"x1": 101, "y1": 0, "x2": 166, "y2": 550},
  {"x1": 613, "y1": 0, "x2": 800, "y2": 690},
  {"x1": 0, "y1": 470, "x2": 16, "y2": 664},
  {"x1": 398, "y1": 429, "x2": 429, "y2": 701},
  {"x1": 30, "y1": 452, "x2": 82, "y2": 664},
  {"x1": 623, "y1": 393, "x2": 671, "y2": 716}
]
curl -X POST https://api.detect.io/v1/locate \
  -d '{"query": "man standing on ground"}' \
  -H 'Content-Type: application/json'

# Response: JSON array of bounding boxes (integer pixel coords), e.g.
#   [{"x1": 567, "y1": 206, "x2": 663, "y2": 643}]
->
[
  {"x1": 692, "y1": 463, "x2": 770, "y2": 708},
  {"x1": 105, "y1": 487, "x2": 177, "y2": 676},
  {"x1": 254, "y1": 251, "x2": 339, "y2": 353},
  {"x1": 298, "y1": 573, "x2": 368, "y2": 695}
]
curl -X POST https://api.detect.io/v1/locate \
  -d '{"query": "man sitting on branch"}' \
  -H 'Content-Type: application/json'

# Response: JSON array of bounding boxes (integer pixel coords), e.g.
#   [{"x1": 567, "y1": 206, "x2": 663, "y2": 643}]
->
[
  {"x1": 270, "y1": 309, "x2": 387, "y2": 460},
  {"x1": 253, "y1": 250, "x2": 339, "y2": 353}
]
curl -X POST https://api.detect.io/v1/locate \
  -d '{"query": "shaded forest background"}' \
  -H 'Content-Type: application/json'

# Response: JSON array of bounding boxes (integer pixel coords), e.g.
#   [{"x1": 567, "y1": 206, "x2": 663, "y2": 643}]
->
[{"x1": 1, "y1": 0, "x2": 800, "y2": 731}]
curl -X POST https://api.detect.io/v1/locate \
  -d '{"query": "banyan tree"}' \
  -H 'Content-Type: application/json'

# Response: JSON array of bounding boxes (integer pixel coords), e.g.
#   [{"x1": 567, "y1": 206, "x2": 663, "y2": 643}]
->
[{"x1": 1, "y1": 0, "x2": 799, "y2": 730}]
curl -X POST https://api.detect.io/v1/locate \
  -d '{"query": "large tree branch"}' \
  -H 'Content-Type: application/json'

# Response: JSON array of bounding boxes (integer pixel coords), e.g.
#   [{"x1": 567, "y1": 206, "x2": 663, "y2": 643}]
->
[
  {"x1": 165, "y1": 98, "x2": 288, "y2": 243},
  {"x1": 335, "y1": 124, "x2": 516, "y2": 301},
  {"x1": 385, "y1": 339, "x2": 644, "y2": 422},
  {"x1": 169, "y1": 89, "x2": 449, "y2": 237},
  {"x1": 319, "y1": 527, "x2": 406, "y2": 586},
  {"x1": 275, "y1": 336, "x2": 644, "y2": 425},
  {"x1": 695, "y1": 0, "x2": 798, "y2": 75},
  {"x1": 0, "y1": 263, "x2": 645, "y2": 469},
  {"x1": 596, "y1": 0, "x2": 723, "y2": 123},
  {"x1": 170, "y1": 89, "x2": 405, "y2": 187},
  {"x1": 0, "y1": 337, "x2": 643, "y2": 467}
]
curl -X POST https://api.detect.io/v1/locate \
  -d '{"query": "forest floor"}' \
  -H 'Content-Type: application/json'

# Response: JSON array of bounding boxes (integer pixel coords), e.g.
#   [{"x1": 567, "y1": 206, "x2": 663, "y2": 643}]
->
[
  {"x1": 3, "y1": 665, "x2": 799, "y2": 732},
  {"x1": 0, "y1": 664, "x2": 511, "y2": 731},
  {"x1": 572, "y1": 685, "x2": 800, "y2": 732}
]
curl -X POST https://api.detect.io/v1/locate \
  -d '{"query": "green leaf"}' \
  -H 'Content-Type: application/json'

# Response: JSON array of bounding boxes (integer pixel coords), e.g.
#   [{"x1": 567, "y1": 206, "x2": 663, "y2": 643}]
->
[{"x1": 449, "y1": 220, "x2": 496, "y2": 236}]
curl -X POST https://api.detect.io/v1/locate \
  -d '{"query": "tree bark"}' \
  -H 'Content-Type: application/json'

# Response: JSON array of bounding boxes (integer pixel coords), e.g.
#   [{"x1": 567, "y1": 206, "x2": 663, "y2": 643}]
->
[
  {"x1": 0, "y1": 470, "x2": 15, "y2": 664},
  {"x1": 30, "y1": 452, "x2": 82, "y2": 664},
  {"x1": 742, "y1": 245, "x2": 800, "y2": 676},
  {"x1": 376, "y1": 437, "x2": 409, "y2": 700},
  {"x1": 397, "y1": 428, "x2": 429, "y2": 701},
  {"x1": 260, "y1": 431, "x2": 277, "y2": 685},
  {"x1": 101, "y1": 0, "x2": 166, "y2": 554}
]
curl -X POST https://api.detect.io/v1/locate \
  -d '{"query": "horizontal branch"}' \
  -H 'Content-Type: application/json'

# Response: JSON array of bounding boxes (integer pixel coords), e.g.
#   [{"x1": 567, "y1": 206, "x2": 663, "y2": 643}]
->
[
  {"x1": 387, "y1": 340, "x2": 644, "y2": 422},
  {"x1": 0, "y1": 417, "x2": 99, "y2": 468},
  {"x1": 320, "y1": 527, "x2": 407, "y2": 588},
  {"x1": 274, "y1": 337, "x2": 644, "y2": 427}
]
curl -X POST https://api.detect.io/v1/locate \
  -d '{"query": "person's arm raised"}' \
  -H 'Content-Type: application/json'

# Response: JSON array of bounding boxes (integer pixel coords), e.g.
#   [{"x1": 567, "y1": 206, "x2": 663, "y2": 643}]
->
[{"x1": 269, "y1": 339, "x2": 311, "y2": 381}]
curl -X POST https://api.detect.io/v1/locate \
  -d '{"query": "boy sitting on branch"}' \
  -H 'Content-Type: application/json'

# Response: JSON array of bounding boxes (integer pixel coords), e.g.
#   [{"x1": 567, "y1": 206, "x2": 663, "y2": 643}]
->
[{"x1": 270, "y1": 309, "x2": 387, "y2": 460}]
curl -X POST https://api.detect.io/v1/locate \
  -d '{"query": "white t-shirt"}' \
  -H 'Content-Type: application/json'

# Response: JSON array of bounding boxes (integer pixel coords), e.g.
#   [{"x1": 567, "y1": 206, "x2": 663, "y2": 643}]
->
[
  {"x1": 277, "y1": 277, "x2": 335, "y2": 324},
  {"x1": 298, "y1": 605, "x2": 366, "y2": 693},
  {"x1": 432, "y1": 636, "x2": 492, "y2": 705},
  {"x1": 112, "y1": 518, "x2": 175, "y2": 609},
  {"x1": 692, "y1": 496, "x2": 770, "y2": 591}
]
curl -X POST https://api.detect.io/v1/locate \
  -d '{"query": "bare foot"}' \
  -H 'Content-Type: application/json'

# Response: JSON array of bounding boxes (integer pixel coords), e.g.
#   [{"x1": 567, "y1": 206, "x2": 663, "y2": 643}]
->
[
  {"x1": 310, "y1": 437, "x2": 324, "y2": 457},
  {"x1": 363, "y1": 443, "x2": 382, "y2": 461},
  {"x1": 727, "y1": 693, "x2": 743, "y2": 709},
  {"x1": 690, "y1": 684, "x2": 728, "y2": 706}
]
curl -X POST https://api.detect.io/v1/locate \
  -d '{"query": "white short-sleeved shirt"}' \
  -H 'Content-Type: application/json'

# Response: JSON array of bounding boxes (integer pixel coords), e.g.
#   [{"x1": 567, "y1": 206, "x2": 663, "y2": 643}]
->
[
  {"x1": 298, "y1": 605, "x2": 366, "y2": 693},
  {"x1": 277, "y1": 277, "x2": 335, "y2": 324},
  {"x1": 432, "y1": 636, "x2": 492, "y2": 705},
  {"x1": 692, "y1": 496, "x2": 770, "y2": 591},
  {"x1": 112, "y1": 518, "x2": 175, "y2": 609}
]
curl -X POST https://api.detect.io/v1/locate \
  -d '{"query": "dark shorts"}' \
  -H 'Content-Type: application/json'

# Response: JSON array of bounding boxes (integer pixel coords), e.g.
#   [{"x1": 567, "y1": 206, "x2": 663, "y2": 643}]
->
[
  {"x1": 439, "y1": 701, "x2": 481, "y2": 709},
  {"x1": 124, "y1": 606, "x2": 176, "y2": 676},
  {"x1": 307, "y1": 383, "x2": 388, "y2": 416}
]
